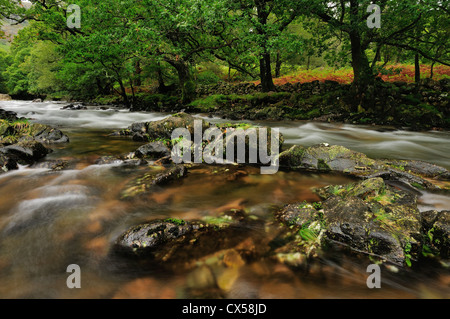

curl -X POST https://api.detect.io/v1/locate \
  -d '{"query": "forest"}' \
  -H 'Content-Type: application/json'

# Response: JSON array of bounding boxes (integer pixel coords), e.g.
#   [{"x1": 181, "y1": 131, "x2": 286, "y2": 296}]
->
[{"x1": 0, "y1": 0, "x2": 449, "y2": 128}]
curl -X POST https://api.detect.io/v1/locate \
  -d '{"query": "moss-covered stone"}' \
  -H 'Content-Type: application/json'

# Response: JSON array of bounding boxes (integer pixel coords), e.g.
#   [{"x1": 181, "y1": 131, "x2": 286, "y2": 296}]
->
[
  {"x1": 279, "y1": 143, "x2": 449, "y2": 192},
  {"x1": 279, "y1": 144, "x2": 377, "y2": 173},
  {"x1": 113, "y1": 210, "x2": 259, "y2": 268},
  {"x1": 274, "y1": 178, "x2": 428, "y2": 267},
  {"x1": 0, "y1": 140, "x2": 50, "y2": 165}
]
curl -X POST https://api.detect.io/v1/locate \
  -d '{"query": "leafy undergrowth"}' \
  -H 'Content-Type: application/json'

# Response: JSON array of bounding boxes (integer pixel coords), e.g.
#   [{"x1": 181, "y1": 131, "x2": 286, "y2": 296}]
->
[{"x1": 253, "y1": 64, "x2": 450, "y2": 86}]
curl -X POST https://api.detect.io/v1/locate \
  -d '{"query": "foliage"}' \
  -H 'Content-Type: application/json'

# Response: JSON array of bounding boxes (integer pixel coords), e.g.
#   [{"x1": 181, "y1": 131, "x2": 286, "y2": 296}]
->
[{"x1": 0, "y1": 0, "x2": 448, "y2": 106}]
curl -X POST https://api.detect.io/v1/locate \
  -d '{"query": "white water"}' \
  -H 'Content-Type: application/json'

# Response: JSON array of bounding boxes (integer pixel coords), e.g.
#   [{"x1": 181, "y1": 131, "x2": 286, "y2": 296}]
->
[
  {"x1": 0, "y1": 100, "x2": 167, "y2": 129},
  {"x1": 2, "y1": 100, "x2": 449, "y2": 169},
  {"x1": 0, "y1": 100, "x2": 449, "y2": 299}
]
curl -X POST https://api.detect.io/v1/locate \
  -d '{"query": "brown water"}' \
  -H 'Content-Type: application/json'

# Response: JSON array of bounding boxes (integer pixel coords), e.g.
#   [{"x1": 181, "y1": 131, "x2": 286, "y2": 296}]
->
[{"x1": 0, "y1": 101, "x2": 449, "y2": 299}]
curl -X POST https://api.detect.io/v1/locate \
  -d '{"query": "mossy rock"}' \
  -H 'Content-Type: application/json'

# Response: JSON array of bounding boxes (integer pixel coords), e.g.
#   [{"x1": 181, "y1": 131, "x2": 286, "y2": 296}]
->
[
  {"x1": 117, "y1": 113, "x2": 210, "y2": 142},
  {"x1": 0, "y1": 140, "x2": 50, "y2": 165},
  {"x1": 279, "y1": 143, "x2": 448, "y2": 191},
  {"x1": 0, "y1": 153, "x2": 18, "y2": 173},
  {"x1": 320, "y1": 179, "x2": 423, "y2": 266},
  {"x1": 275, "y1": 178, "x2": 426, "y2": 267},
  {"x1": 279, "y1": 144, "x2": 377, "y2": 173},
  {"x1": 421, "y1": 210, "x2": 450, "y2": 258},
  {"x1": 113, "y1": 210, "x2": 258, "y2": 268}
]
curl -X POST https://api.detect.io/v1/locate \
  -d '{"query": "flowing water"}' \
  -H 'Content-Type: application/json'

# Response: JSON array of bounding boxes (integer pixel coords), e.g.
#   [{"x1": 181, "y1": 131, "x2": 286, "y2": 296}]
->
[{"x1": 0, "y1": 100, "x2": 449, "y2": 299}]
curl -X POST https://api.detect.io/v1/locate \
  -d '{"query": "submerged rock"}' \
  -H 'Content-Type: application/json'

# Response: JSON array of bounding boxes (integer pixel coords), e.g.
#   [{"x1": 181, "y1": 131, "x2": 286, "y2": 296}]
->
[
  {"x1": 120, "y1": 165, "x2": 187, "y2": 200},
  {"x1": 30, "y1": 159, "x2": 70, "y2": 171},
  {"x1": 61, "y1": 103, "x2": 87, "y2": 110}
]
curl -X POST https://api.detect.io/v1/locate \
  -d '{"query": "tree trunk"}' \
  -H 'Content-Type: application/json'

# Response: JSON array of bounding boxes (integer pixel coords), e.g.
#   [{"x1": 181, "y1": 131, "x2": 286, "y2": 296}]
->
[
  {"x1": 349, "y1": 30, "x2": 374, "y2": 112},
  {"x1": 260, "y1": 53, "x2": 276, "y2": 92},
  {"x1": 135, "y1": 60, "x2": 142, "y2": 87},
  {"x1": 275, "y1": 52, "x2": 282, "y2": 78},
  {"x1": 172, "y1": 61, "x2": 195, "y2": 103},
  {"x1": 430, "y1": 61, "x2": 435, "y2": 79},
  {"x1": 117, "y1": 77, "x2": 129, "y2": 106},
  {"x1": 157, "y1": 64, "x2": 169, "y2": 94},
  {"x1": 256, "y1": 2, "x2": 276, "y2": 93},
  {"x1": 415, "y1": 53, "x2": 421, "y2": 84}
]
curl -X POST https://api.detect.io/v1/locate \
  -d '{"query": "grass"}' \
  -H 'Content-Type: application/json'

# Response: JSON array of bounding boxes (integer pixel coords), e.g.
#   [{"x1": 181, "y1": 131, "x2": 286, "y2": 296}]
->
[{"x1": 188, "y1": 94, "x2": 227, "y2": 111}]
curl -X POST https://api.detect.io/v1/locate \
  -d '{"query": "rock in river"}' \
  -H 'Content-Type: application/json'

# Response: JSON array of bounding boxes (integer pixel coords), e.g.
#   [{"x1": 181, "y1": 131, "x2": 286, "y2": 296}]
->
[
  {"x1": 0, "y1": 140, "x2": 50, "y2": 165},
  {"x1": 134, "y1": 141, "x2": 172, "y2": 160},
  {"x1": 278, "y1": 143, "x2": 449, "y2": 191},
  {"x1": 274, "y1": 178, "x2": 429, "y2": 267},
  {"x1": 113, "y1": 210, "x2": 257, "y2": 268}
]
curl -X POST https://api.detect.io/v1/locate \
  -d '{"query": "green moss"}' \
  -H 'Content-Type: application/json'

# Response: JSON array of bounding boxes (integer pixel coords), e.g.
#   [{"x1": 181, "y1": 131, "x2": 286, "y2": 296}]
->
[
  {"x1": 165, "y1": 218, "x2": 186, "y2": 226},
  {"x1": 306, "y1": 108, "x2": 322, "y2": 118},
  {"x1": 298, "y1": 225, "x2": 318, "y2": 242},
  {"x1": 410, "y1": 182, "x2": 425, "y2": 190},
  {"x1": 317, "y1": 158, "x2": 331, "y2": 171},
  {"x1": 202, "y1": 215, "x2": 233, "y2": 226}
]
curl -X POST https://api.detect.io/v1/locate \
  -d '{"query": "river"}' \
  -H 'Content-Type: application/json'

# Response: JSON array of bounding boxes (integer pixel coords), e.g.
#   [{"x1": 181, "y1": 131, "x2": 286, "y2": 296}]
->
[{"x1": 0, "y1": 100, "x2": 449, "y2": 299}]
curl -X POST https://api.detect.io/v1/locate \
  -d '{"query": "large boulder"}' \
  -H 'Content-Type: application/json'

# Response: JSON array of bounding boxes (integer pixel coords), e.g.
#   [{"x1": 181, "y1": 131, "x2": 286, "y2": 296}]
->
[
  {"x1": 274, "y1": 178, "x2": 427, "y2": 267},
  {"x1": 0, "y1": 140, "x2": 50, "y2": 165},
  {"x1": 31, "y1": 125, "x2": 70, "y2": 144},
  {"x1": 134, "y1": 141, "x2": 171, "y2": 160},
  {"x1": 114, "y1": 113, "x2": 210, "y2": 142},
  {"x1": 279, "y1": 144, "x2": 378, "y2": 173},
  {"x1": 279, "y1": 143, "x2": 449, "y2": 191},
  {"x1": 116, "y1": 114, "x2": 284, "y2": 167},
  {"x1": 0, "y1": 120, "x2": 69, "y2": 145},
  {"x1": 0, "y1": 94, "x2": 12, "y2": 101},
  {"x1": 113, "y1": 210, "x2": 256, "y2": 268}
]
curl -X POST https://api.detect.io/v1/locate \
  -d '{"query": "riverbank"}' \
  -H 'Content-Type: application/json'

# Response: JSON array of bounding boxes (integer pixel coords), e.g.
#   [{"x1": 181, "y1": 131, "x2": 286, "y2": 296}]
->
[
  {"x1": 126, "y1": 78, "x2": 449, "y2": 131},
  {"x1": 11, "y1": 78, "x2": 450, "y2": 131}
]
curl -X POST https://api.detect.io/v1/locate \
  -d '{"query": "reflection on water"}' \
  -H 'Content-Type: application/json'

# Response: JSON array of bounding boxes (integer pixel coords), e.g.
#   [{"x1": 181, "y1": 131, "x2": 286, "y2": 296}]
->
[{"x1": 0, "y1": 101, "x2": 449, "y2": 299}]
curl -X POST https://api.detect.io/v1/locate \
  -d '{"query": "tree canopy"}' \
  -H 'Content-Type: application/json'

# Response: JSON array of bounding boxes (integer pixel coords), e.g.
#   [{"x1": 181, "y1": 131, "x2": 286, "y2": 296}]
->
[{"x1": 0, "y1": 0, "x2": 448, "y2": 108}]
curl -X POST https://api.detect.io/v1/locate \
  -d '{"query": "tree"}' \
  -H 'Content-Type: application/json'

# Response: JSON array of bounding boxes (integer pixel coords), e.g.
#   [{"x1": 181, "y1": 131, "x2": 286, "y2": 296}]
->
[
  {"x1": 135, "y1": 0, "x2": 238, "y2": 102},
  {"x1": 0, "y1": 49, "x2": 11, "y2": 93},
  {"x1": 220, "y1": 0, "x2": 304, "y2": 92},
  {"x1": 298, "y1": 0, "x2": 449, "y2": 111}
]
